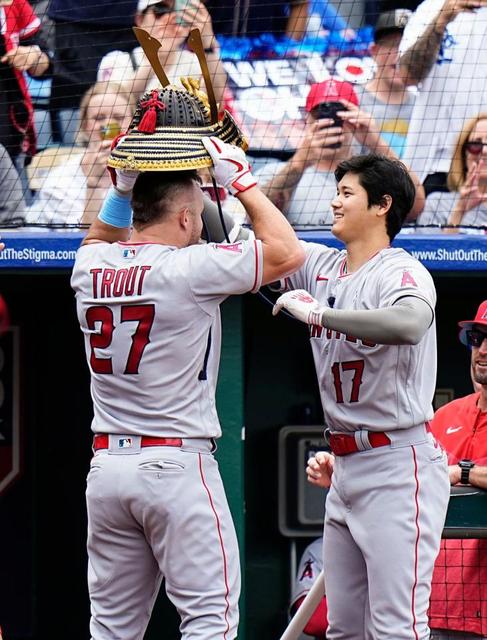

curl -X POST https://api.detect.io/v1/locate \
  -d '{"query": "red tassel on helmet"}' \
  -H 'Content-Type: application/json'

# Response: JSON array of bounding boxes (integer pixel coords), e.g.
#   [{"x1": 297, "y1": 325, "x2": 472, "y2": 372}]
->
[
  {"x1": 138, "y1": 108, "x2": 157, "y2": 133},
  {"x1": 137, "y1": 90, "x2": 166, "y2": 134}
]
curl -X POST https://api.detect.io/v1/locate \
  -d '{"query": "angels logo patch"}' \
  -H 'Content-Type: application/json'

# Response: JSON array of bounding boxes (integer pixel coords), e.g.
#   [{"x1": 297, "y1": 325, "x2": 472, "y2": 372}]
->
[
  {"x1": 400, "y1": 270, "x2": 418, "y2": 287},
  {"x1": 299, "y1": 559, "x2": 315, "y2": 581}
]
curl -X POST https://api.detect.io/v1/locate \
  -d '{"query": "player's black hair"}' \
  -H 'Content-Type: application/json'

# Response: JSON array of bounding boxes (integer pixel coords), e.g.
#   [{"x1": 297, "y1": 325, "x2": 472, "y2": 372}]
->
[
  {"x1": 131, "y1": 170, "x2": 201, "y2": 229},
  {"x1": 334, "y1": 154, "x2": 416, "y2": 241}
]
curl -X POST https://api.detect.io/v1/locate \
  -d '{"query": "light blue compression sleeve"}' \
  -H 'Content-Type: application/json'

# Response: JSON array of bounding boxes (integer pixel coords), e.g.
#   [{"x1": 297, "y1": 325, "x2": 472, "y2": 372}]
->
[{"x1": 98, "y1": 187, "x2": 133, "y2": 228}]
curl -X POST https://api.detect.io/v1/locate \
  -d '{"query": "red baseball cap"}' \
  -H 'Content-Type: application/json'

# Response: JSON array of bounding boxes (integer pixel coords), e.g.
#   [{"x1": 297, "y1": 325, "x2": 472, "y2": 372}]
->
[
  {"x1": 458, "y1": 300, "x2": 487, "y2": 346},
  {"x1": 305, "y1": 79, "x2": 359, "y2": 113}
]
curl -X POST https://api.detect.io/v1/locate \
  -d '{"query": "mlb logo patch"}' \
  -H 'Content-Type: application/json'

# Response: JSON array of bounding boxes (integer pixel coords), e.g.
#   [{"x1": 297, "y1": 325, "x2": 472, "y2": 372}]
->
[
  {"x1": 123, "y1": 247, "x2": 137, "y2": 259},
  {"x1": 118, "y1": 438, "x2": 133, "y2": 449}
]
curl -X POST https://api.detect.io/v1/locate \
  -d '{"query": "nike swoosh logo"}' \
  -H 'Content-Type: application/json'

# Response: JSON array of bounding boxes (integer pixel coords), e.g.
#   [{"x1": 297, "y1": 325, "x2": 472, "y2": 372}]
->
[{"x1": 446, "y1": 426, "x2": 462, "y2": 434}]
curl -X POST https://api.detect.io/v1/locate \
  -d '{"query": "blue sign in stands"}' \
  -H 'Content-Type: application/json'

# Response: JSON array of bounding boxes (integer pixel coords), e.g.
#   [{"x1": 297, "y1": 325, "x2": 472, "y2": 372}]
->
[{"x1": 0, "y1": 231, "x2": 485, "y2": 271}]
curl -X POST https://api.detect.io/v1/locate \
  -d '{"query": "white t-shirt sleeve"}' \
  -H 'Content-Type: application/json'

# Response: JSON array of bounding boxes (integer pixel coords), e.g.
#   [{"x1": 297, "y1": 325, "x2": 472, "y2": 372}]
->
[{"x1": 399, "y1": 0, "x2": 444, "y2": 54}]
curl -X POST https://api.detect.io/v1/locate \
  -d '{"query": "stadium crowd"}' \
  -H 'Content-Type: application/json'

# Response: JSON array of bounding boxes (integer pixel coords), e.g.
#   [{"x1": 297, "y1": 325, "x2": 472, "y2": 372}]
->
[{"x1": 0, "y1": 0, "x2": 486, "y2": 233}]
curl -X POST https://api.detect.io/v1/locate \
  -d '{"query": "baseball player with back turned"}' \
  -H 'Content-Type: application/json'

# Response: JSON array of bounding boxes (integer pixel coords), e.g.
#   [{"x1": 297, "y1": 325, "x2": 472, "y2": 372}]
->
[
  {"x1": 273, "y1": 153, "x2": 450, "y2": 640},
  {"x1": 70, "y1": 133, "x2": 304, "y2": 638}
]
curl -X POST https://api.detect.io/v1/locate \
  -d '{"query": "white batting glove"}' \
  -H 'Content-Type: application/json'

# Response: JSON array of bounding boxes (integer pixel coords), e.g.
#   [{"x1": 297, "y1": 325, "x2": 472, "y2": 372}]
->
[
  {"x1": 202, "y1": 136, "x2": 257, "y2": 196},
  {"x1": 107, "y1": 134, "x2": 139, "y2": 193},
  {"x1": 272, "y1": 289, "x2": 324, "y2": 325},
  {"x1": 107, "y1": 167, "x2": 139, "y2": 194}
]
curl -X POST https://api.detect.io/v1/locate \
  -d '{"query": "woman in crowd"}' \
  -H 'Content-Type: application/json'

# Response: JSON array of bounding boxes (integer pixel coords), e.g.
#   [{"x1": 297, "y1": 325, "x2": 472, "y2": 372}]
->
[
  {"x1": 414, "y1": 114, "x2": 487, "y2": 234},
  {"x1": 25, "y1": 81, "x2": 135, "y2": 227}
]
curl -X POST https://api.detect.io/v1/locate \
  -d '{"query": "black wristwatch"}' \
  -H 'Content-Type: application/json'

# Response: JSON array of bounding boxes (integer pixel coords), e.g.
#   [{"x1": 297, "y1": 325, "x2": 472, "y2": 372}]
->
[{"x1": 458, "y1": 459, "x2": 475, "y2": 485}]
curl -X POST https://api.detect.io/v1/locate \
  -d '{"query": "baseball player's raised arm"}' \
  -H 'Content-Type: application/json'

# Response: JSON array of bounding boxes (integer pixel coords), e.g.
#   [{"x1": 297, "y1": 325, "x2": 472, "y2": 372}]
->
[
  {"x1": 202, "y1": 137, "x2": 305, "y2": 285},
  {"x1": 82, "y1": 170, "x2": 139, "y2": 246}
]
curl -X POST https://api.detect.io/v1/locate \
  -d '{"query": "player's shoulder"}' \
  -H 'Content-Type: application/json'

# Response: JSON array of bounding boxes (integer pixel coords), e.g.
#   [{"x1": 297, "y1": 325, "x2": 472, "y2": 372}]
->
[
  {"x1": 190, "y1": 237, "x2": 259, "y2": 259},
  {"x1": 378, "y1": 247, "x2": 430, "y2": 273}
]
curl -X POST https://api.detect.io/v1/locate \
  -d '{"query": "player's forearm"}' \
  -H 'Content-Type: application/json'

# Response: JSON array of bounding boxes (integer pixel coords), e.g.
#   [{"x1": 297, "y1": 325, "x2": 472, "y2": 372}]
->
[
  {"x1": 320, "y1": 296, "x2": 433, "y2": 345},
  {"x1": 398, "y1": 19, "x2": 446, "y2": 85},
  {"x1": 237, "y1": 187, "x2": 305, "y2": 283}
]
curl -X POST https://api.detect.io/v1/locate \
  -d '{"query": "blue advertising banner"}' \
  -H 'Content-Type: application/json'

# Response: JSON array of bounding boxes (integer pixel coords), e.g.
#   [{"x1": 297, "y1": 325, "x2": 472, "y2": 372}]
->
[
  {"x1": 300, "y1": 232, "x2": 487, "y2": 272},
  {"x1": 0, "y1": 232, "x2": 485, "y2": 272}
]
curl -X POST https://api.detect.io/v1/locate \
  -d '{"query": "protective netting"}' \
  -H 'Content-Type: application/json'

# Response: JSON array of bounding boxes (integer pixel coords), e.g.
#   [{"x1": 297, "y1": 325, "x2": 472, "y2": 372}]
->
[{"x1": 1, "y1": 0, "x2": 486, "y2": 236}]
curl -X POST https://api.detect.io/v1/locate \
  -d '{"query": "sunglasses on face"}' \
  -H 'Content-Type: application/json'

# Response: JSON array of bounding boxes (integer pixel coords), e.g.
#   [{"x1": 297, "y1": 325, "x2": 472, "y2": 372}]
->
[
  {"x1": 465, "y1": 328, "x2": 487, "y2": 347},
  {"x1": 145, "y1": 2, "x2": 172, "y2": 17},
  {"x1": 463, "y1": 140, "x2": 487, "y2": 155}
]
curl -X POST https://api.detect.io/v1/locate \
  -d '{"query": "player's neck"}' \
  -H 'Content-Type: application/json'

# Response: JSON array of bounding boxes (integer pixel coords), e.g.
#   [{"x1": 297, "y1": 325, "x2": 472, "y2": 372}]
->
[
  {"x1": 131, "y1": 223, "x2": 187, "y2": 248},
  {"x1": 345, "y1": 236, "x2": 390, "y2": 273}
]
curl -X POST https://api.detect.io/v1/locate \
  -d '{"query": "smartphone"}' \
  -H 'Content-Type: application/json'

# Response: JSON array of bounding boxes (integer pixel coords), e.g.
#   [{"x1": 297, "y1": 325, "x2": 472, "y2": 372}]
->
[
  {"x1": 100, "y1": 122, "x2": 121, "y2": 140},
  {"x1": 174, "y1": 0, "x2": 191, "y2": 25},
  {"x1": 311, "y1": 101, "x2": 344, "y2": 149}
]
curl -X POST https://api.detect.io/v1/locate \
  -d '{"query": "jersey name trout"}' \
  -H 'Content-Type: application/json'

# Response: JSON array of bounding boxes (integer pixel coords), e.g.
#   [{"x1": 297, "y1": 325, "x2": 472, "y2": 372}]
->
[{"x1": 90, "y1": 266, "x2": 152, "y2": 298}]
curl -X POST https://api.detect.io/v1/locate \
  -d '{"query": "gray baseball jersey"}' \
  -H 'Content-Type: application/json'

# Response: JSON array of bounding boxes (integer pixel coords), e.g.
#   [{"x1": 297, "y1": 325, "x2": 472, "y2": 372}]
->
[
  {"x1": 284, "y1": 242, "x2": 450, "y2": 640},
  {"x1": 71, "y1": 236, "x2": 263, "y2": 640},
  {"x1": 71, "y1": 238, "x2": 263, "y2": 438},
  {"x1": 286, "y1": 242, "x2": 437, "y2": 433}
]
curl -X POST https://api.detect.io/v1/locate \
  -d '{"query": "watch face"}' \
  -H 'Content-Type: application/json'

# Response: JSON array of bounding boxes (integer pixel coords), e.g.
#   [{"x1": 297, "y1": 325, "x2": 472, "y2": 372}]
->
[{"x1": 458, "y1": 459, "x2": 474, "y2": 468}]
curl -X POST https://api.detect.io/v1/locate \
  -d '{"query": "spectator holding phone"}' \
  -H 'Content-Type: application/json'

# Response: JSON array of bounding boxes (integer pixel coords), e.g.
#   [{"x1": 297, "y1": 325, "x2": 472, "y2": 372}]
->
[
  {"x1": 258, "y1": 78, "x2": 424, "y2": 227},
  {"x1": 98, "y1": 0, "x2": 227, "y2": 109}
]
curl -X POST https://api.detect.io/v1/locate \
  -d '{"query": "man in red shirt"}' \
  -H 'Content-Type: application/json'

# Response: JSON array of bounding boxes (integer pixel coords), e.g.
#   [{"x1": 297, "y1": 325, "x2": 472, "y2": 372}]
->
[{"x1": 429, "y1": 300, "x2": 487, "y2": 640}]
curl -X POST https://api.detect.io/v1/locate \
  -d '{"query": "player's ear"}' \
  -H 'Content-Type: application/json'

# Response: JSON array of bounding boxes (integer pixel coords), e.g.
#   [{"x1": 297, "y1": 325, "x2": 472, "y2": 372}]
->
[
  {"x1": 178, "y1": 207, "x2": 190, "y2": 230},
  {"x1": 377, "y1": 194, "x2": 392, "y2": 217}
]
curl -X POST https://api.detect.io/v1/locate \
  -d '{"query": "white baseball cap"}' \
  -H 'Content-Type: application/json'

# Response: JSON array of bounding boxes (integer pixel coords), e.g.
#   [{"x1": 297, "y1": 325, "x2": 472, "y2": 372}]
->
[{"x1": 137, "y1": 0, "x2": 171, "y2": 13}]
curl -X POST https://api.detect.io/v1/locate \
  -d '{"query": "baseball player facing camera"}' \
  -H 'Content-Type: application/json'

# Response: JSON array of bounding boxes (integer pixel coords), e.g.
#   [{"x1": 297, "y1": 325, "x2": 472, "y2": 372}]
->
[
  {"x1": 273, "y1": 153, "x2": 450, "y2": 640},
  {"x1": 71, "y1": 135, "x2": 304, "y2": 640}
]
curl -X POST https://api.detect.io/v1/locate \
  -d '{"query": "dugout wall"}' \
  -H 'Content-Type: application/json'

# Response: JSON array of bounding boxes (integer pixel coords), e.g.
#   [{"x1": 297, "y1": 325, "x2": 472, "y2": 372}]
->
[{"x1": 0, "y1": 255, "x2": 485, "y2": 639}]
